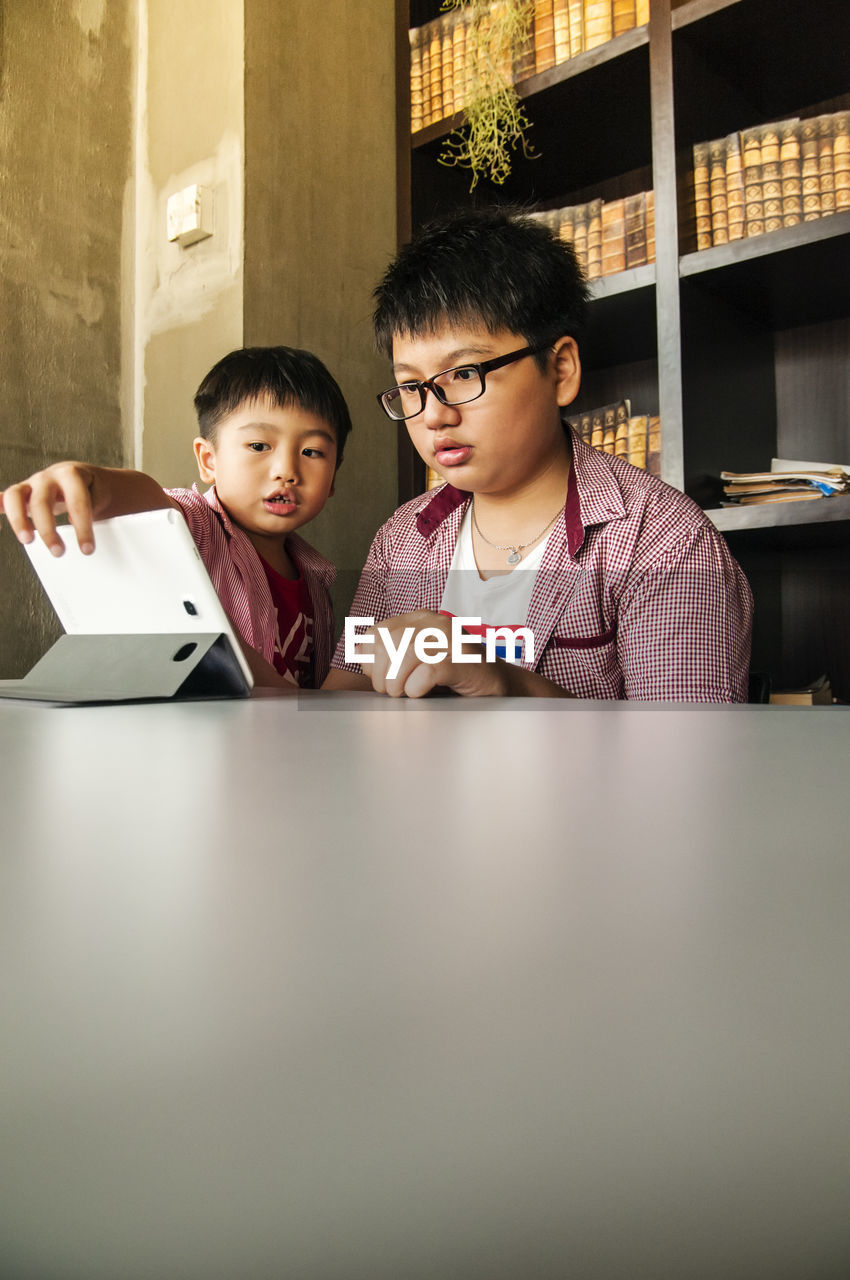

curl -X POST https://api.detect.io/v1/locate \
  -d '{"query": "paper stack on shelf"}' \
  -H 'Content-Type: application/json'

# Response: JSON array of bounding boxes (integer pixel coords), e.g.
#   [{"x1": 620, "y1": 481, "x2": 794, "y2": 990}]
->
[
  {"x1": 770, "y1": 673, "x2": 834, "y2": 705},
  {"x1": 719, "y1": 458, "x2": 850, "y2": 506}
]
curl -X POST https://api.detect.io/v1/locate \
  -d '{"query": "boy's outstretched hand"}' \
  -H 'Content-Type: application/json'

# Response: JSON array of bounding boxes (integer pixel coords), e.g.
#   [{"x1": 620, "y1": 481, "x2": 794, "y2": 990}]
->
[
  {"x1": 1, "y1": 462, "x2": 101, "y2": 556},
  {"x1": 0, "y1": 462, "x2": 175, "y2": 556}
]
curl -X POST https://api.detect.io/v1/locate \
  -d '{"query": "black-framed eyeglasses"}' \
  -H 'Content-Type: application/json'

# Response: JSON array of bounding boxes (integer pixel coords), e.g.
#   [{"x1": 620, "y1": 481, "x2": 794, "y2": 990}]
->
[{"x1": 377, "y1": 344, "x2": 546, "y2": 421}]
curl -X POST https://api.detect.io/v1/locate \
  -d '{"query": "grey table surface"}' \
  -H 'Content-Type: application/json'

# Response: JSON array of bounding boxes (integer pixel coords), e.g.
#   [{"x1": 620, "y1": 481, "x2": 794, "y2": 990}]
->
[{"x1": 1, "y1": 695, "x2": 849, "y2": 1280}]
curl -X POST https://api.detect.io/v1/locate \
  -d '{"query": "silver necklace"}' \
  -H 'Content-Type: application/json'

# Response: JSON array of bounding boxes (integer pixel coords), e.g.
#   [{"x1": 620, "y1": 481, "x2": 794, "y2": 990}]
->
[{"x1": 471, "y1": 502, "x2": 565, "y2": 566}]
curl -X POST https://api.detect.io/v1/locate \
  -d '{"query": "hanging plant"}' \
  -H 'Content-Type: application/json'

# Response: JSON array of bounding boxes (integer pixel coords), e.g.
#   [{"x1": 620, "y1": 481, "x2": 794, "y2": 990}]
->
[{"x1": 438, "y1": 0, "x2": 537, "y2": 191}]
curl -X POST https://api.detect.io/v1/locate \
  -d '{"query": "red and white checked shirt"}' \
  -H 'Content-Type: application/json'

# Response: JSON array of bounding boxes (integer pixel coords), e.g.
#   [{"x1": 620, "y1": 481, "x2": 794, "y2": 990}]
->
[
  {"x1": 167, "y1": 485, "x2": 335, "y2": 687},
  {"x1": 332, "y1": 431, "x2": 753, "y2": 701}
]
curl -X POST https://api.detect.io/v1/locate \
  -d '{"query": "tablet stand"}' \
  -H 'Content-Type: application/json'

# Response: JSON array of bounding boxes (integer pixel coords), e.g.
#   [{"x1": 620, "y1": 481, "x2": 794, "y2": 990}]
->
[{"x1": 0, "y1": 632, "x2": 251, "y2": 704}]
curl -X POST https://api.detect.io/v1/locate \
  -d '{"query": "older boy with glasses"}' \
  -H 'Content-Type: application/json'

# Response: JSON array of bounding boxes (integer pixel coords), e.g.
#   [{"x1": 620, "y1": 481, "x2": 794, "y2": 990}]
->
[{"x1": 324, "y1": 206, "x2": 752, "y2": 700}]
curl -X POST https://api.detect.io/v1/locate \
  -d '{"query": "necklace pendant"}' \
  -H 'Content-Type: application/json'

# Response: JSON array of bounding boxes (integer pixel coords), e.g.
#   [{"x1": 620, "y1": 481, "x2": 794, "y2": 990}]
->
[{"x1": 506, "y1": 550, "x2": 522, "y2": 565}]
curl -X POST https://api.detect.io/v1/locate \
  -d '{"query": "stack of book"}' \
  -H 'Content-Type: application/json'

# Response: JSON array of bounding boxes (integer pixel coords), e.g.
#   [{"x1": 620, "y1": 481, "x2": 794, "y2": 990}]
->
[
  {"x1": 566, "y1": 399, "x2": 661, "y2": 475},
  {"x1": 531, "y1": 191, "x2": 655, "y2": 279},
  {"x1": 770, "y1": 674, "x2": 834, "y2": 706},
  {"x1": 410, "y1": 5, "x2": 470, "y2": 132},
  {"x1": 719, "y1": 459, "x2": 850, "y2": 506},
  {"x1": 514, "y1": 0, "x2": 650, "y2": 79},
  {"x1": 410, "y1": 0, "x2": 650, "y2": 133},
  {"x1": 690, "y1": 109, "x2": 850, "y2": 249}
]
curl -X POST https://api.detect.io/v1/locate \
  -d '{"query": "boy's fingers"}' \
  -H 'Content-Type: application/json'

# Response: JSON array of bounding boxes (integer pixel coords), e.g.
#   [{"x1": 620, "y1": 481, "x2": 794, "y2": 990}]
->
[
  {"x1": 23, "y1": 483, "x2": 75, "y2": 556},
  {"x1": 383, "y1": 645, "x2": 433, "y2": 699},
  {"x1": 401, "y1": 660, "x2": 443, "y2": 700},
  {"x1": 363, "y1": 623, "x2": 390, "y2": 693},
  {"x1": 58, "y1": 471, "x2": 96, "y2": 553},
  {"x1": 365, "y1": 612, "x2": 455, "y2": 697},
  {"x1": 2, "y1": 467, "x2": 96, "y2": 556},
  {"x1": 367, "y1": 645, "x2": 390, "y2": 694},
  {"x1": 369, "y1": 628, "x2": 423, "y2": 697},
  {"x1": 0, "y1": 483, "x2": 38, "y2": 545}
]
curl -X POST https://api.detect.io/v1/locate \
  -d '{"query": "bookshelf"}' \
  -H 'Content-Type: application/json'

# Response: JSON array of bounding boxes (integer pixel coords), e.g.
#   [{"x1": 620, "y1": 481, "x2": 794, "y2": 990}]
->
[{"x1": 398, "y1": 0, "x2": 850, "y2": 698}]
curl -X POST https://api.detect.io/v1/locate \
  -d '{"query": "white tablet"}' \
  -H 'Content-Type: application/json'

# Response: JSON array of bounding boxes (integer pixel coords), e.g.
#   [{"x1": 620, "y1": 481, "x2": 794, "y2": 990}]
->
[{"x1": 0, "y1": 508, "x2": 253, "y2": 702}]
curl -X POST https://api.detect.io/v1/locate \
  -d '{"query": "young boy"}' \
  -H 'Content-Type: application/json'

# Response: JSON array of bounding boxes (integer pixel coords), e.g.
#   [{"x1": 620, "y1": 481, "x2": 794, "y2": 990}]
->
[
  {"x1": 0, "y1": 346, "x2": 350, "y2": 689},
  {"x1": 324, "y1": 207, "x2": 753, "y2": 701}
]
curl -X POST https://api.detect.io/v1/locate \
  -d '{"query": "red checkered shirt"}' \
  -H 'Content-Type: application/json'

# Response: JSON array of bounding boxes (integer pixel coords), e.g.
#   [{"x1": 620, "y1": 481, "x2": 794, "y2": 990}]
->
[
  {"x1": 332, "y1": 431, "x2": 753, "y2": 701},
  {"x1": 167, "y1": 485, "x2": 335, "y2": 687}
]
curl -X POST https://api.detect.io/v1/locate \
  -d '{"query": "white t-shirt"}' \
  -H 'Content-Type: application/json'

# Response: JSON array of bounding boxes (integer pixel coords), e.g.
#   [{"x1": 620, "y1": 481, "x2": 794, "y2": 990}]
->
[{"x1": 439, "y1": 506, "x2": 548, "y2": 662}]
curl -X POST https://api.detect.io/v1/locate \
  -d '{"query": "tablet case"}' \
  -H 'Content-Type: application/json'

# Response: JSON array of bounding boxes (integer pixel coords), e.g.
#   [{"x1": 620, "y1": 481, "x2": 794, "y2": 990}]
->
[{"x1": 0, "y1": 508, "x2": 253, "y2": 704}]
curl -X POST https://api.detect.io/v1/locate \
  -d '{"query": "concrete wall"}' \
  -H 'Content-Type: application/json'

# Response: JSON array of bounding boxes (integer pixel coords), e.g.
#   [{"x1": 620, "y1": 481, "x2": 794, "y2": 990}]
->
[
  {"x1": 0, "y1": 0, "x2": 398, "y2": 677},
  {"x1": 138, "y1": 0, "x2": 245, "y2": 488},
  {"x1": 244, "y1": 0, "x2": 399, "y2": 620},
  {"x1": 0, "y1": 0, "x2": 133, "y2": 675}
]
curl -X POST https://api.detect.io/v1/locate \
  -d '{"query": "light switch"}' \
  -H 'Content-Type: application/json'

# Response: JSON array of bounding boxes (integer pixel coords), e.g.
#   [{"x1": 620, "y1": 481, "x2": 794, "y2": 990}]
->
[{"x1": 166, "y1": 185, "x2": 213, "y2": 247}]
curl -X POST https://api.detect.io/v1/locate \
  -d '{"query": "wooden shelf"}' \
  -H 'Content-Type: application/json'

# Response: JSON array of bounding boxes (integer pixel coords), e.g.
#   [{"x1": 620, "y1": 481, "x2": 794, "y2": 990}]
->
[
  {"x1": 672, "y1": 0, "x2": 746, "y2": 32},
  {"x1": 411, "y1": 52, "x2": 652, "y2": 214},
  {"x1": 513, "y1": 24, "x2": 649, "y2": 97},
  {"x1": 675, "y1": 213, "x2": 850, "y2": 330},
  {"x1": 410, "y1": 25, "x2": 649, "y2": 151},
  {"x1": 589, "y1": 263, "x2": 657, "y2": 300},
  {"x1": 708, "y1": 494, "x2": 850, "y2": 534},
  {"x1": 582, "y1": 274, "x2": 658, "y2": 370},
  {"x1": 678, "y1": 214, "x2": 850, "y2": 328},
  {"x1": 680, "y1": 211, "x2": 850, "y2": 279},
  {"x1": 401, "y1": 0, "x2": 850, "y2": 696}
]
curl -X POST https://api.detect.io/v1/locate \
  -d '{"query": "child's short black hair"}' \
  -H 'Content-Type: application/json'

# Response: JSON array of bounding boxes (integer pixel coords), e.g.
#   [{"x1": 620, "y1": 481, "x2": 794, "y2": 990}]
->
[
  {"x1": 373, "y1": 206, "x2": 589, "y2": 367},
  {"x1": 194, "y1": 346, "x2": 352, "y2": 464}
]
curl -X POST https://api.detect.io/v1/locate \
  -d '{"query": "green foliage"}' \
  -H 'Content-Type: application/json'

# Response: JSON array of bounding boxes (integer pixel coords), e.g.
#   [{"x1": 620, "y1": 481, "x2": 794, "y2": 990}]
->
[{"x1": 438, "y1": 0, "x2": 537, "y2": 190}]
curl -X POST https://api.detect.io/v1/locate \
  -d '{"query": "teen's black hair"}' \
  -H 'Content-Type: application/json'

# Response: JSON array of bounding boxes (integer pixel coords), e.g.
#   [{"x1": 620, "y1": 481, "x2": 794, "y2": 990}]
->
[
  {"x1": 373, "y1": 206, "x2": 589, "y2": 367},
  {"x1": 193, "y1": 346, "x2": 352, "y2": 463}
]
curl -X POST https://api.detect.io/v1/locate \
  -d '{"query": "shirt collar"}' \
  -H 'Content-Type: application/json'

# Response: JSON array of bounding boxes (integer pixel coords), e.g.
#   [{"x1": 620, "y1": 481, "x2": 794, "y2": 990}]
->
[
  {"x1": 198, "y1": 483, "x2": 234, "y2": 532},
  {"x1": 566, "y1": 430, "x2": 628, "y2": 554},
  {"x1": 415, "y1": 483, "x2": 469, "y2": 537},
  {"x1": 414, "y1": 427, "x2": 628, "y2": 558}
]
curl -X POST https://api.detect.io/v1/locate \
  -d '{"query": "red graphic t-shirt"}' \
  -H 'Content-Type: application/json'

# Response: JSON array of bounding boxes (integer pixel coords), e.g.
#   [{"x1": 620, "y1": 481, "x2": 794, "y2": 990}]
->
[{"x1": 260, "y1": 559, "x2": 315, "y2": 686}]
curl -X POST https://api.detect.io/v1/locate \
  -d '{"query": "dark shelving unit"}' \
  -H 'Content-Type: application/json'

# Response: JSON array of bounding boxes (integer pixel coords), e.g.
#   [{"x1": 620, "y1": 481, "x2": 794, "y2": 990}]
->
[{"x1": 398, "y1": 0, "x2": 850, "y2": 697}]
